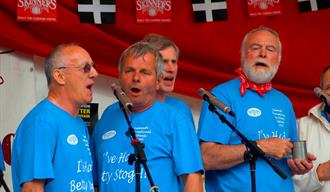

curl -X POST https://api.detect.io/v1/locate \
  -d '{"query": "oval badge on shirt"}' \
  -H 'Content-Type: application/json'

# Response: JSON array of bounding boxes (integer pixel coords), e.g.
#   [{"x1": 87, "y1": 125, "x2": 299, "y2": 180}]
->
[
  {"x1": 67, "y1": 134, "x2": 78, "y2": 145},
  {"x1": 102, "y1": 130, "x2": 116, "y2": 140},
  {"x1": 247, "y1": 108, "x2": 262, "y2": 117}
]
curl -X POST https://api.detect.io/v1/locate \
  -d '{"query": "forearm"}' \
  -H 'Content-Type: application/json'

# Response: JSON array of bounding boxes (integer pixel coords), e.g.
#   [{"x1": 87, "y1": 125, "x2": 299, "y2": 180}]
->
[
  {"x1": 317, "y1": 160, "x2": 330, "y2": 181},
  {"x1": 201, "y1": 142, "x2": 246, "y2": 170},
  {"x1": 183, "y1": 172, "x2": 203, "y2": 192},
  {"x1": 22, "y1": 179, "x2": 45, "y2": 192}
]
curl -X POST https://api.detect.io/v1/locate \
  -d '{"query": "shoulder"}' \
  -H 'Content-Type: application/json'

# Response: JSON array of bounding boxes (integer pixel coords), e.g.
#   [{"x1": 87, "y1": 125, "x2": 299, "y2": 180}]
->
[
  {"x1": 298, "y1": 104, "x2": 324, "y2": 127},
  {"x1": 21, "y1": 99, "x2": 58, "y2": 124},
  {"x1": 103, "y1": 102, "x2": 120, "y2": 113},
  {"x1": 270, "y1": 88, "x2": 290, "y2": 99},
  {"x1": 154, "y1": 100, "x2": 187, "y2": 118},
  {"x1": 211, "y1": 78, "x2": 240, "y2": 96},
  {"x1": 165, "y1": 96, "x2": 190, "y2": 109}
]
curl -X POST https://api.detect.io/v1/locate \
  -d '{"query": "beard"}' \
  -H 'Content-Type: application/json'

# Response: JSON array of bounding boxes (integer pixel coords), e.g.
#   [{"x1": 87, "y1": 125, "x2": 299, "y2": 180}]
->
[{"x1": 242, "y1": 58, "x2": 279, "y2": 84}]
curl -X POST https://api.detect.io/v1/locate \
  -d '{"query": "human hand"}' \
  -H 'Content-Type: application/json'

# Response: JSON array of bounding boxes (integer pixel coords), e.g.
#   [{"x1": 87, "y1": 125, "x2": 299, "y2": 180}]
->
[
  {"x1": 288, "y1": 152, "x2": 316, "y2": 175},
  {"x1": 257, "y1": 137, "x2": 293, "y2": 160},
  {"x1": 317, "y1": 159, "x2": 330, "y2": 181}
]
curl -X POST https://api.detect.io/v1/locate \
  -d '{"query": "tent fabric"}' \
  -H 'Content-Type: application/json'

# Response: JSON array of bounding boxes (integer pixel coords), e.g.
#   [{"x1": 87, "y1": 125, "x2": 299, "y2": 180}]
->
[{"x1": 1, "y1": 0, "x2": 330, "y2": 117}]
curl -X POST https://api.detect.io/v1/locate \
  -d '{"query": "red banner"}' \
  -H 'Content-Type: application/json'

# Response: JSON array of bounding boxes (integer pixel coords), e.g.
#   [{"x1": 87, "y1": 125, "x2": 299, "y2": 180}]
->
[
  {"x1": 247, "y1": 0, "x2": 281, "y2": 17},
  {"x1": 136, "y1": 0, "x2": 172, "y2": 23},
  {"x1": 17, "y1": 0, "x2": 57, "y2": 22}
]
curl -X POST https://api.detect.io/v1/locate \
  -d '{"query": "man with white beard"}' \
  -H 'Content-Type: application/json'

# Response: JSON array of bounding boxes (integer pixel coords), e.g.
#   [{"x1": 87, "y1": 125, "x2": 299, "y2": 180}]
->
[{"x1": 198, "y1": 26, "x2": 315, "y2": 192}]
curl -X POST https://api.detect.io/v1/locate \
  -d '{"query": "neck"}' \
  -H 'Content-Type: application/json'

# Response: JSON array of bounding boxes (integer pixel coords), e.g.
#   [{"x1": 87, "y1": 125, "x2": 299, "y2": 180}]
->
[
  {"x1": 156, "y1": 92, "x2": 167, "y2": 102},
  {"x1": 132, "y1": 99, "x2": 156, "y2": 113},
  {"x1": 47, "y1": 89, "x2": 80, "y2": 117}
]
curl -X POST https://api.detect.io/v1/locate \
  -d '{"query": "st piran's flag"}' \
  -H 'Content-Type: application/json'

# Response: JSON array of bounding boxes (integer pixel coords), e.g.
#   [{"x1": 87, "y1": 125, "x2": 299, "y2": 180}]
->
[
  {"x1": 192, "y1": 0, "x2": 227, "y2": 22},
  {"x1": 78, "y1": 0, "x2": 116, "y2": 24},
  {"x1": 298, "y1": 0, "x2": 330, "y2": 12}
]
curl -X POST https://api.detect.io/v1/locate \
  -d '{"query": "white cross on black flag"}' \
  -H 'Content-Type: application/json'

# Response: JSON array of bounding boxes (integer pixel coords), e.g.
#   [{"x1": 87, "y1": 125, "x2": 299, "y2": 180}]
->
[
  {"x1": 298, "y1": 0, "x2": 330, "y2": 12},
  {"x1": 192, "y1": 0, "x2": 227, "y2": 22},
  {"x1": 78, "y1": 0, "x2": 116, "y2": 24}
]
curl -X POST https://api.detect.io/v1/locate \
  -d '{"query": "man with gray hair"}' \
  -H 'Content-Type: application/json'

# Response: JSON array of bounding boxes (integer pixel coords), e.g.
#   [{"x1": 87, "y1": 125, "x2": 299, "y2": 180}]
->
[
  {"x1": 198, "y1": 26, "x2": 314, "y2": 191},
  {"x1": 91, "y1": 42, "x2": 203, "y2": 192},
  {"x1": 141, "y1": 33, "x2": 194, "y2": 122},
  {"x1": 12, "y1": 43, "x2": 98, "y2": 191}
]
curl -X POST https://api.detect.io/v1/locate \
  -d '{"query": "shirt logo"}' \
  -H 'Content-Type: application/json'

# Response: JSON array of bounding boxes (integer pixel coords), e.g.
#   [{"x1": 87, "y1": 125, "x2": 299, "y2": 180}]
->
[
  {"x1": 247, "y1": 108, "x2": 262, "y2": 117},
  {"x1": 67, "y1": 134, "x2": 78, "y2": 145},
  {"x1": 102, "y1": 130, "x2": 116, "y2": 140}
]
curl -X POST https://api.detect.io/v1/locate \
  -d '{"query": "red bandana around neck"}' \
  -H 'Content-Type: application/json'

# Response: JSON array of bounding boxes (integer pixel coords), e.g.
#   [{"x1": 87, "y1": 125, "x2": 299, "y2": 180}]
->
[{"x1": 235, "y1": 68, "x2": 272, "y2": 96}]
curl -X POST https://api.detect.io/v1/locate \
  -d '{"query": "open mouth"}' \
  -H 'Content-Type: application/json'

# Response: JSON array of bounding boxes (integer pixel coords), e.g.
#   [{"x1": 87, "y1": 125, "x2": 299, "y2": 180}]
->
[
  {"x1": 255, "y1": 62, "x2": 268, "y2": 67},
  {"x1": 163, "y1": 76, "x2": 174, "y2": 82},
  {"x1": 131, "y1": 87, "x2": 141, "y2": 94},
  {"x1": 86, "y1": 84, "x2": 93, "y2": 91}
]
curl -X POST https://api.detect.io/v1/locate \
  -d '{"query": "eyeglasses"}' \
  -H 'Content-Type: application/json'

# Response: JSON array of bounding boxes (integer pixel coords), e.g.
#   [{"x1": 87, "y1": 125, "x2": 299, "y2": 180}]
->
[{"x1": 58, "y1": 62, "x2": 95, "y2": 73}]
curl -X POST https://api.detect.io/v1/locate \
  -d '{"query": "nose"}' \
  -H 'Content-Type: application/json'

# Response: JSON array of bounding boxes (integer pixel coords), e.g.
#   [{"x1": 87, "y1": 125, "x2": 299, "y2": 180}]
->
[
  {"x1": 259, "y1": 47, "x2": 267, "y2": 58},
  {"x1": 89, "y1": 66, "x2": 98, "y2": 78},
  {"x1": 164, "y1": 63, "x2": 175, "y2": 73},
  {"x1": 132, "y1": 72, "x2": 141, "y2": 82}
]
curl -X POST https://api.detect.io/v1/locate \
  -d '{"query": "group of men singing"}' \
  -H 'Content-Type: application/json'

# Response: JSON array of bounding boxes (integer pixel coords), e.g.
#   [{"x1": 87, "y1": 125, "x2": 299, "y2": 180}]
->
[{"x1": 6, "y1": 26, "x2": 330, "y2": 192}]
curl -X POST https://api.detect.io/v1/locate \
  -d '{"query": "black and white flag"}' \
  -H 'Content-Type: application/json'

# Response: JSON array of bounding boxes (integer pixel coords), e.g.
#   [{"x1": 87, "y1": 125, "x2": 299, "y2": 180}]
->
[
  {"x1": 298, "y1": 0, "x2": 330, "y2": 12},
  {"x1": 192, "y1": 0, "x2": 227, "y2": 22},
  {"x1": 78, "y1": 0, "x2": 116, "y2": 24}
]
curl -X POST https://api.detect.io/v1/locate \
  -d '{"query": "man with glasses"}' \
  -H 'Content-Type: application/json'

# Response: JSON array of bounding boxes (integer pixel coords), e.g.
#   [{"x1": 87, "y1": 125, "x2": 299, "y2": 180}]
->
[
  {"x1": 12, "y1": 43, "x2": 98, "y2": 191},
  {"x1": 198, "y1": 26, "x2": 314, "y2": 191}
]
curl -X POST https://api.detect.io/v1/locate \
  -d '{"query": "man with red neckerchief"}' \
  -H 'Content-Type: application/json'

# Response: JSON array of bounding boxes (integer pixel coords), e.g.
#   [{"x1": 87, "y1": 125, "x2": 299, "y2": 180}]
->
[{"x1": 198, "y1": 26, "x2": 315, "y2": 192}]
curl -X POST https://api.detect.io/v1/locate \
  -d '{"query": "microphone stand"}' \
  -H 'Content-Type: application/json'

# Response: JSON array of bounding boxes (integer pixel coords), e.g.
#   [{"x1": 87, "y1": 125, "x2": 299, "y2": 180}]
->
[
  {"x1": 119, "y1": 103, "x2": 159, "y2": 192},
  {"x1": 0, "y1": 170, "x2": 10, "y2": 192},
  {"x1": 203, "y1": 95, "x2": 287, "y2": 192}
]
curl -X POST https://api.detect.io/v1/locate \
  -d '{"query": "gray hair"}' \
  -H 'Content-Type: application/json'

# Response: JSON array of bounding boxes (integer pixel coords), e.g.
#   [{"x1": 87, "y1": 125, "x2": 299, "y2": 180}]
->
[
  {"x1": 118, "y1": 42, "x2": 164, "y2": 79},
  {"x1": 240, "y1": 26, "x2": 282, "y2": 63},
  {"x1": 320, "y1": 64, "x2": 330, "y2": 89},
  {"x1": 44, "y1": 43, "x2": 79, "y2": 86},
  {"x1": 141, "y1": 33, "x2": 180, "y2": 59}
]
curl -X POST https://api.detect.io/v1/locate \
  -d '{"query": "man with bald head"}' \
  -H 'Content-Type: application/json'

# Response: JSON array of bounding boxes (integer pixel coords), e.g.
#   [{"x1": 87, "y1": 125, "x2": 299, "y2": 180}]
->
[
  {"x1": 293, "y1": 65, "x2": 330, "y2": 192},
  {"x1": 12, "y1": 43, "x2": 98, "y2": 191},
  {"x1": 198, "y1": 26, "x2": 314, "y2": 191}
]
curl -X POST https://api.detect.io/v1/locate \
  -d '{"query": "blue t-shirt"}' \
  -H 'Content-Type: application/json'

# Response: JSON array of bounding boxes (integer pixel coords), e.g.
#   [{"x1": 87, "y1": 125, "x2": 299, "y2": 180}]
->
[
  {"x1": 198, "y1": 78, "x2": 298, "y2": 192},
  {"x1": 0, "y1": 142, "x2": 4, "y2": 171},
  {"x1": 165, "y1": 95, "x2": 194, "y2": 123},
  {"x1": 91, "y1": 100, "x2": 203, "y2": 192},
  {"x1": 12, "y1": 99, "x2": 94, "y2": 192}
]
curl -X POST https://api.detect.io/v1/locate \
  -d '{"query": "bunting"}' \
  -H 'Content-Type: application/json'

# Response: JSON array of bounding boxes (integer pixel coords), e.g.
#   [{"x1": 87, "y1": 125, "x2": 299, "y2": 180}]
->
[
  {"x1": 78, "y1": 0, "x2": 116, "y2": 24},
  {"x1": 192, "y1": 0, "x2": 228, "y2": 22},
  {"x1": 298, "y1": 0, "x2": 330, "y2": 12}
]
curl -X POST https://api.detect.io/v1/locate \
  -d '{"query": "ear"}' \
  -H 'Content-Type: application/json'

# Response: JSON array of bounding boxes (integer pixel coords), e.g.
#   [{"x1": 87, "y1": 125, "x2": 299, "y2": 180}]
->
[
  {"x1": 156, "y1": 78, "x2": 160, "y2": 91},
  {"x1": 53, "y1": 69, "x2": 66, "y2": 85}
]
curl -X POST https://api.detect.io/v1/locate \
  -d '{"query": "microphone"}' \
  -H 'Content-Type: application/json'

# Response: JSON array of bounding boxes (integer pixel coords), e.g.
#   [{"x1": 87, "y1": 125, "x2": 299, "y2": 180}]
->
[
  {"x1": 314, "y1": 87, "x2": 330, "y2": 106},
  {"x1": 198, "y1": 88, "x2": 236, "y2": 117},
  {"x1": 111, "y1": 83, "x2": 133, "y2": 112}
]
